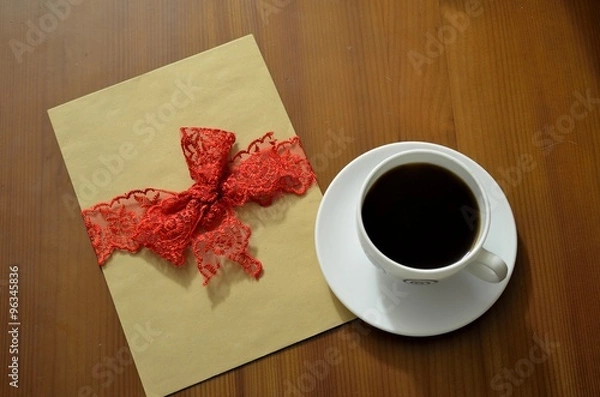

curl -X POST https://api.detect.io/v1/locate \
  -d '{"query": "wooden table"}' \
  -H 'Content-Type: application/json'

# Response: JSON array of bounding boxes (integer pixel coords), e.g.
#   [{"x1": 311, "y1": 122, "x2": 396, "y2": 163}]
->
[{"x1": 1, "y1": 1, "x2": 599, "y2": 396}]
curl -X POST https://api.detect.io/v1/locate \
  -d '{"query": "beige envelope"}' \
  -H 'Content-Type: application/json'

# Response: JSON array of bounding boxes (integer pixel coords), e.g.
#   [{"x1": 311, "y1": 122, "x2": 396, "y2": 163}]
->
[{"x1": 48, "y1": 35, "x2": 354, "y2": 397}]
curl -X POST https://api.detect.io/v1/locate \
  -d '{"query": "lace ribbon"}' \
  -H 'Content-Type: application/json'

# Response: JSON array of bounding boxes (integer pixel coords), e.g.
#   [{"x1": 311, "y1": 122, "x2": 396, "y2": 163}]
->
[{"x1": 81, "y1": 127, "x2": 315, "y2": 285}]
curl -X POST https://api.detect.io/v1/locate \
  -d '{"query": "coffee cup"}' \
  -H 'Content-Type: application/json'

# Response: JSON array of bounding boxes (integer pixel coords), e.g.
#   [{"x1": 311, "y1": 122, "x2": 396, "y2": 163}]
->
[{"x1": 356, "y1": 148, "x2": 508, "y2": 285}]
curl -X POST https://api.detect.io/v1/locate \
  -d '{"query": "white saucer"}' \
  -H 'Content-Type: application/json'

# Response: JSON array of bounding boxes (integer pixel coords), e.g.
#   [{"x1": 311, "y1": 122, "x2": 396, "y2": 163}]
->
[{"x1": 315, "y1": 142, "x2": 517, "y2": 337}]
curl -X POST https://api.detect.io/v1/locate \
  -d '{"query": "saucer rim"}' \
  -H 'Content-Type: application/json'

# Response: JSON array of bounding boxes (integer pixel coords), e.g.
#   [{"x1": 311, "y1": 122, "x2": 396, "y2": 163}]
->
[{"x1": 314, "y1": 141, "x2": 518, "y2": 337}]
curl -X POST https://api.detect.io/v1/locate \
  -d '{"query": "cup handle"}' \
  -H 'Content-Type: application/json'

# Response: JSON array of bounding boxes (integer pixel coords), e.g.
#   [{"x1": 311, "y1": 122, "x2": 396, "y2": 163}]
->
[{"x1": 466, "y1": 248, "x2": 508, "y2": 283}]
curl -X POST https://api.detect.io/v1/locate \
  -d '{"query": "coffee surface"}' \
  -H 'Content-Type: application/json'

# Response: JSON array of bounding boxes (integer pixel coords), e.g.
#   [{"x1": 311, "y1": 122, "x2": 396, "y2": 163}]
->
[{"x1": 361, "y1": 163, "x2": 479, "y2": 269}]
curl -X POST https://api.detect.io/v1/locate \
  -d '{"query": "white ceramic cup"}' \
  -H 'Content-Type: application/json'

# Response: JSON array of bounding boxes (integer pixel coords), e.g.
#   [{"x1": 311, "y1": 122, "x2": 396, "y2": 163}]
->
[{"x1": 356, "y1": 148, "x2": 508, "y2": 285}]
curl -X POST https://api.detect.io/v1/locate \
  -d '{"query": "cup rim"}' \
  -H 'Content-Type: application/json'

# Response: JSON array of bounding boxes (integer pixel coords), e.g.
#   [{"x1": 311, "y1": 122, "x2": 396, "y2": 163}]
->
[{"x1": 356, "y1": 148, "x2": 492, "y2": 276}]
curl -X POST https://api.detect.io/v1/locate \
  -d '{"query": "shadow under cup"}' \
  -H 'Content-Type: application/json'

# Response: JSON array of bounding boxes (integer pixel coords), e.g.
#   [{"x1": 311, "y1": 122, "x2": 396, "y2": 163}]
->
[{"x1": 356, "y1": 149, "x2": 507, "y2": 284}]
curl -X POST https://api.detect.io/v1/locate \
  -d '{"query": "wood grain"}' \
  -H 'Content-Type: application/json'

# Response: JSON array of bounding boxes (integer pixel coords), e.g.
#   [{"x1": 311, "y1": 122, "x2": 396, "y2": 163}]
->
[{"x1": 1, "y1": 0, "x2": 599, "y2": 396}]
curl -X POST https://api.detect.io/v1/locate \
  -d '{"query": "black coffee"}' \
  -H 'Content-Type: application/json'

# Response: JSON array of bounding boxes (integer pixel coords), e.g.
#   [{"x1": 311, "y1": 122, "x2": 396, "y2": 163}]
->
[{"x1": 361, "y1": 163, "x2": 479, "y2": 269}]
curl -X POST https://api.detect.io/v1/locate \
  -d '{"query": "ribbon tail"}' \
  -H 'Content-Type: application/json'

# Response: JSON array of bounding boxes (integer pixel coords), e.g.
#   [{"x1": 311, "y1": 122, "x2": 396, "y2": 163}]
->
[
  {"x1": 191, "y1": 212, "x2": 263, "y2": 285},
  {"x1": 81, "y1": 189, "x2": 175, "y2": 265}
]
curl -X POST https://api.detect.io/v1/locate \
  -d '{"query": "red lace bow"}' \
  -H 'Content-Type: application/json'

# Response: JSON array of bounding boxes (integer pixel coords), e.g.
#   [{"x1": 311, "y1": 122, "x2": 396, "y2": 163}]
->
[{"x1": 82, "y1": 127, "x2": 315, "y2": 284}]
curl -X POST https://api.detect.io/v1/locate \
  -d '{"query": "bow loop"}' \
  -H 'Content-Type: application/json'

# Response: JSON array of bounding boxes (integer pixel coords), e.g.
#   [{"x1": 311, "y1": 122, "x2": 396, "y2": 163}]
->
[
  {"x1": 223, "y1": 134, "x2": 315, "y2": 206},
  {"x1": 180, "y1": 127, "x2": 235, "y2": 186}
]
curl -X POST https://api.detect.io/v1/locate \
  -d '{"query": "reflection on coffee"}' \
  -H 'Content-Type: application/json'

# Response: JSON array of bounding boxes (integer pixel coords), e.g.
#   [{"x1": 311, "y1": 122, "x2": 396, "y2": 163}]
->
[{"x1": 361, "y1": 163, "x2": 479, "y2": 269}]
